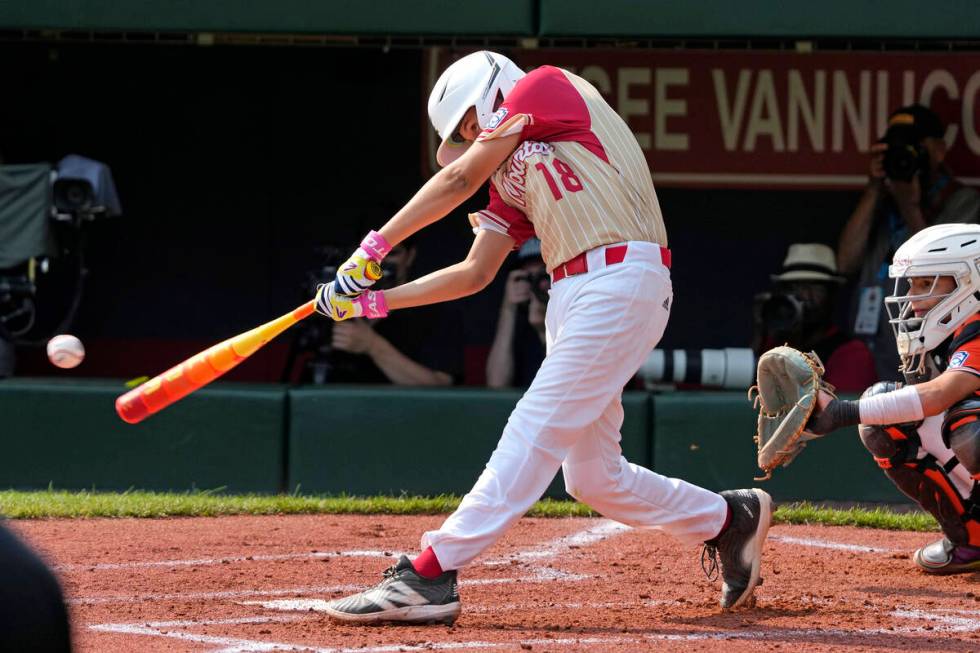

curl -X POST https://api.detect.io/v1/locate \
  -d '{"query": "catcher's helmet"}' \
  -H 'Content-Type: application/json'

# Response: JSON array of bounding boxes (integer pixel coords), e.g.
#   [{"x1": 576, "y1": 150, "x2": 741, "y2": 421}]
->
[
  {"x1": 887, "y1": 223, "x2": 980, "y2": 375},
  {"x1": 427, "y1": 51, "x2": 525, "y2": 167}
]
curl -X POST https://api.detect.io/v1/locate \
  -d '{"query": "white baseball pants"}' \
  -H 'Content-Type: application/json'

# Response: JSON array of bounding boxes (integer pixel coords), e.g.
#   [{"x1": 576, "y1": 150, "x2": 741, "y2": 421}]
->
[{"x1": 422, "y1": 241, "x2": 728, "y2": 570}]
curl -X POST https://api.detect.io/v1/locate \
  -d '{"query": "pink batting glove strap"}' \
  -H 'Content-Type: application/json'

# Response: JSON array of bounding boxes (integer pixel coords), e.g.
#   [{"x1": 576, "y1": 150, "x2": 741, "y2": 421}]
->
[
  {"x1": 357, "y1": 289, "x2": 389, "y2": 318},
  {"x1": 360, "y1": 230, "x2": 392, "y2": 261}
]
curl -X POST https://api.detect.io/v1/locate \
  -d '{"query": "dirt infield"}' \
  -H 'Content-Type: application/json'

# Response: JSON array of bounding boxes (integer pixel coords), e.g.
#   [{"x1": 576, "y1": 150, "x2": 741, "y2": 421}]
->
[{"x1": 11, "y1": 514, "x2": 980, "y2": 652}]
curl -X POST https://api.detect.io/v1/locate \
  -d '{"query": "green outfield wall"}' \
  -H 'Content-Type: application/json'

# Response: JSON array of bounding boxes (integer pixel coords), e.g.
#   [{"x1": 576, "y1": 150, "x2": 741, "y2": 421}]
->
[
  {"x1": 0, "y1": 0, "x2": 536, "y2": 36},
  {"x1": 287, "y1": 388, "x2": 651, "y2": 498},
  {"x1": 1, "y1": 1, "x2": 976, "y2": 39},
  {"x1": 0, "y1": 379, "x2": 906, "y2": 503},
  {"x1": 652, "y1": 392, "x2": 902, "y2": 502},
  {"x1": 0, "y1": 379, "x2": 286, "y2": 493}
]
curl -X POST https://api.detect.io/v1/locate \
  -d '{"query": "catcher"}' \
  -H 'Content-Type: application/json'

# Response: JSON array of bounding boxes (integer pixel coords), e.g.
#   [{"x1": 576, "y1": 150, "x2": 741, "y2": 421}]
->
[{"x1": 801, "y1": 223, "x2": 980, "y2": 575}]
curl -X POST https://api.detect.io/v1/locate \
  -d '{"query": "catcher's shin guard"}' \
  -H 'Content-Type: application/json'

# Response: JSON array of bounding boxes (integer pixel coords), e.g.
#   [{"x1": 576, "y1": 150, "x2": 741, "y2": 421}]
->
[{"x1": 859, "y1": 385, "x2": 980, "y2": 547}]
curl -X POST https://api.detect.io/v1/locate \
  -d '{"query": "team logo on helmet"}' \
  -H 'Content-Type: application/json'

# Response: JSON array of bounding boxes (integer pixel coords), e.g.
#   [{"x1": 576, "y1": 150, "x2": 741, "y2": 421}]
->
[{"x1": 487, "y1": 107, "x2": 508, "y2": 130}]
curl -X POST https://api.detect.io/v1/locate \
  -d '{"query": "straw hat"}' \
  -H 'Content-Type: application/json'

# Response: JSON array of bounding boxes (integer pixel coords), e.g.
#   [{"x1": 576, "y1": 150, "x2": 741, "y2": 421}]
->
[{"x1": 771, "y1": 243, "x2": 846, "y2": 284}]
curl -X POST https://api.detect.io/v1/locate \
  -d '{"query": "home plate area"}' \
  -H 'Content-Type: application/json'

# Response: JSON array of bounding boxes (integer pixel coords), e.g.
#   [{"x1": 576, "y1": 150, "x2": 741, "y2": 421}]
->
[{"x1": 13, "y1": 514, "x2": 980, "y2": 652}]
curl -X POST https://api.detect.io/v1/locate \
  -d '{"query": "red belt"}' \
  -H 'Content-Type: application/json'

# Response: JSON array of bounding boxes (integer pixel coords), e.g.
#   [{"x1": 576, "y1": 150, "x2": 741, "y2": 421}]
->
[{"x1": 551, "y1": 244, "x2": 671, "y2": 282}]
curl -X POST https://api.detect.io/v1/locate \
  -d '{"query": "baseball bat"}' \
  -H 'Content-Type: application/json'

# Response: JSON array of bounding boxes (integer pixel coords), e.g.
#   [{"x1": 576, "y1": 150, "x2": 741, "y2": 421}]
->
[{"x1": 115, "y1": 300, "x2": 315, "y2": 424}]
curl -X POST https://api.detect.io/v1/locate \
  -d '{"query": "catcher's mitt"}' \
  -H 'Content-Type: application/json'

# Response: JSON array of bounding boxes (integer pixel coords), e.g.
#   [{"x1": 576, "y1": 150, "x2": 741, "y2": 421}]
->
[{"x1": 749, "y1": 346, "x2": 836, "y2": 480}]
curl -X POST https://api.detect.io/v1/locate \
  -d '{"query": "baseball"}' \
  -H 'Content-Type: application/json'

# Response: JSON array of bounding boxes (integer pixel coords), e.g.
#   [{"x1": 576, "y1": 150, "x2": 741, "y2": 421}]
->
[{"x1": 46, "y1": 334, "x2": 85, "y2": 369}]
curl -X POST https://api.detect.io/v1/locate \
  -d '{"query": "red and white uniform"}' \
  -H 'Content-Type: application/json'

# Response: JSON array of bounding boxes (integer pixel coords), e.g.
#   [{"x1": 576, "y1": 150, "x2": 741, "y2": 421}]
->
[{"x1": 423, "y1": 66, "x2": 727, "y2": 570}]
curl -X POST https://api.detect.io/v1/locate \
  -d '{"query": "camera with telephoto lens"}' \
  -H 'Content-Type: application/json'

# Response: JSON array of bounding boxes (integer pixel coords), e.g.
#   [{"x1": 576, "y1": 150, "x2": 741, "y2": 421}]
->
[
  {"x1": 881, "y1": 125, "x2": 929, "y2": 182},
  {"x1": 640, "y1": 348, "x2": 756, "y2": 390}
]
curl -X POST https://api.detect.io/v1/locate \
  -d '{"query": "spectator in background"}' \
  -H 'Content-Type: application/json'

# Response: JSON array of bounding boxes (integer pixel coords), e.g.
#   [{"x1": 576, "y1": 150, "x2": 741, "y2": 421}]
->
[
  {"x1": 838, "y1": 104, "x2": 980, "y2": 381},
  {"x1": 753, "y1": 243, "x2": 877, "y2": 393},
  {"x1": 327, "y1": 236, "x2": 463, "y2": 385},
  {"x1": 486, "y1": 239, "x2": 548, "y2": 388}
]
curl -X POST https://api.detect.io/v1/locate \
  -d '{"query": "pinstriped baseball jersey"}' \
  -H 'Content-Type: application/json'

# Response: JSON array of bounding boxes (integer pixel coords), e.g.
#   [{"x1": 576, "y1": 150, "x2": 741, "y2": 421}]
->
[{"x1": 469, "y1": 66, "x2": 667, "y2": 272}]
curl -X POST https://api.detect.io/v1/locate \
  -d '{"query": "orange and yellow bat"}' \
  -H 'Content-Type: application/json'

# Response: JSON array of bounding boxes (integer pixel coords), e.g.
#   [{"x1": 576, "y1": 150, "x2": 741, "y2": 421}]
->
[{"x1": 115, "y1": 300, "x2": 315, "y2": 424}]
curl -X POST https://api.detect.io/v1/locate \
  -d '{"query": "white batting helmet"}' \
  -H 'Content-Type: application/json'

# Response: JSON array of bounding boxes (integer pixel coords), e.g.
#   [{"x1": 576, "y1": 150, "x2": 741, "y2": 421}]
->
[
  {"x1": 427, "y1": 51, "x2": 525, "y2": 167},
  {"x1": 886, "y1": 223, "x2": 980, "y2": 374}
]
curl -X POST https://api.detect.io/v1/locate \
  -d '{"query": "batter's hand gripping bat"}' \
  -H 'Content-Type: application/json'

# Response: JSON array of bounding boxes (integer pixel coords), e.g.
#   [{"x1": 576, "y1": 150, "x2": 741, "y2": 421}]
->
[{"x1": 115, "y1": 300, "x2": 316, "y2": 424}]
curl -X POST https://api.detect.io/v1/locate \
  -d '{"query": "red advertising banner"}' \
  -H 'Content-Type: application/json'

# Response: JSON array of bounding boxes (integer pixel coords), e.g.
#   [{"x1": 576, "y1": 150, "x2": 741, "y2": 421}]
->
[{"x1": 424, "y1": 49, "x2": 980, "y2": 189}]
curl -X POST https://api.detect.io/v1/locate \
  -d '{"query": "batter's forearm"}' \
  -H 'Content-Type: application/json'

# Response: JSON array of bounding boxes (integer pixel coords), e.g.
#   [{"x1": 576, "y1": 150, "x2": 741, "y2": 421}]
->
[
  {"x1": 386, "y1": 263, "x2": 492, "y2": 311},
  {"x1": 367, "y1": 335, "x2": 453, "y2": 386}
]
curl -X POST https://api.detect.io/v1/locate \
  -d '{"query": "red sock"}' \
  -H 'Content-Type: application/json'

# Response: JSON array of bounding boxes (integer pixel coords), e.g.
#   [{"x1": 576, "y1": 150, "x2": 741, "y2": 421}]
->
[
  {"x1": 707, "y1": 504, "x2": 732, "y2": 544},
  {"x1": 412, "y1": 546, "x2": 444, "y2": 579}
]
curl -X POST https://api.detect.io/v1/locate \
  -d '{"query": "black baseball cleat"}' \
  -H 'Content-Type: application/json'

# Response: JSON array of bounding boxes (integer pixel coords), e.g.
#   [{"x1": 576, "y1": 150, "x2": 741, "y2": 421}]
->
[
  {"x1": 323, "y1": 555, "x2": 461, "y2": 625},
  {"x1": 701, "y1": 488, "x2": 773, "y2": 610}
]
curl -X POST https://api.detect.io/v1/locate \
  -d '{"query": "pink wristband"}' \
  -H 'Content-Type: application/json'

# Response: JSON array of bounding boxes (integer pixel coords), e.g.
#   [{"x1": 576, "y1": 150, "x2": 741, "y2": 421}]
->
[
  {"x1": 356, "y1": 290, "x2": 388, "y2": 318},
  {"x1": 360, "y1": 230, "x2": 392, "y2": 262}
]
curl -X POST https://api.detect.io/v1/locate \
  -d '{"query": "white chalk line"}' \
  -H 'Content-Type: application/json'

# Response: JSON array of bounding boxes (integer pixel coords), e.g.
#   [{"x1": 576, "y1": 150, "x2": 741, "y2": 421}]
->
[
  {"x1": 84, "y1": 520, "x2": 620, "y2": 650},
  {"x1": 71, "y1": 569, "x2": 588, "y2": 606},
  {"x1": 57, "y1": 549, "x2": 400, "y2": 572},
  {"x1": 62, "y1": 524, "x2": 900, "y2": 576},
  {"x1": 82, "y1": 521, "x2": 971, "y2": 651},
  {"x1": 246, "y1": 597, "x2": 980, "y2": 632},
  {"x1": 241, "y1": 598, "x2": 672, "y2": 614},
  {"x1": 91, "y1": 615, "x2": 306, "y2": 653},
  {"x1": 484, "y1": 519, "x2": 628, "y2": 564},
  {"x1": 769, "y1": 534, "x2": 897, "y2": 553},
  {"x1": 92, "y1": 615, "x2": 980, "y2": 653},
  {"x1": 70, "y1": 585, "x2": 359, "y2": 606}
]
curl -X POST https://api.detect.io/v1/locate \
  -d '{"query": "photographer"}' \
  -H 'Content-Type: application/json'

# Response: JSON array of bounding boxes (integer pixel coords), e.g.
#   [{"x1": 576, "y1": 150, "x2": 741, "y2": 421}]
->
[
  {"x1": 327, "y1": 237, "x2": 463, "y2": 385},
  {"x1": 838, "y1": 104, "x2": 980, "y2": 380},
  {"x1": 753, "y1": 243, "x2": 876, "y2": 393},
  {"x1": 486, "y1": 239, "x2": 548, "y2": 388}
]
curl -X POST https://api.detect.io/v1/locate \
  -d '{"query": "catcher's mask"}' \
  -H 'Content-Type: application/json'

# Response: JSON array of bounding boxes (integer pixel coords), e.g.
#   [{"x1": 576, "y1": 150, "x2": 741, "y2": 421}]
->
[{"x1": 886, "y1": 223, "x2": 980, "y2": 376}]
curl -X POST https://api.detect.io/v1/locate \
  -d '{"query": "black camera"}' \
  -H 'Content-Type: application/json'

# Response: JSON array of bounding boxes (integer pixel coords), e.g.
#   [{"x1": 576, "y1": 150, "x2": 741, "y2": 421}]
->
[
  {"x1": 516, "y1": 270, "x2": 551, "y2": 304},
  {"x1": 286, "y1": 245, "x2": 353, "y2": 384},
  {"x1": 0, "y1": 156, "x2": 119, "y2": 357},
  {"x1": 881, "y1": 126, "x2": 929, "y2": 182},
  {"x1": 756, "y1": 292, "x2": 804, "y2": 337}
]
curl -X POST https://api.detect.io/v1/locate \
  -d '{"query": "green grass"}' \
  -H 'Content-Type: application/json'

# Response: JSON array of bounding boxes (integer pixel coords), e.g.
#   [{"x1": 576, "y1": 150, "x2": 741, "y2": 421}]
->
[{"x1": 0, "y1": 489, "x2": 940, "y2": 532}]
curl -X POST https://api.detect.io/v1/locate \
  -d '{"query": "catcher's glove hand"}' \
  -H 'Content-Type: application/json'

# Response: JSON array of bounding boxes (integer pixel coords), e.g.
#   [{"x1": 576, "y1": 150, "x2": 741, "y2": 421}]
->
[{"x1": 749, "y1": 346, "x2": 837, "y2": 480}]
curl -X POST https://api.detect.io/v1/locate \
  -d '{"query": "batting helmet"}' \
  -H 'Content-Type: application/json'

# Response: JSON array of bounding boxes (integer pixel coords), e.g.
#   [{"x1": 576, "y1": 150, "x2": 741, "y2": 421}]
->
[
  {"x1": 427, "y1": 51, "x2": 525, "y2": 167},
  {"x1": 886, "y1": 223, "x2": 980, "y2": 377}
]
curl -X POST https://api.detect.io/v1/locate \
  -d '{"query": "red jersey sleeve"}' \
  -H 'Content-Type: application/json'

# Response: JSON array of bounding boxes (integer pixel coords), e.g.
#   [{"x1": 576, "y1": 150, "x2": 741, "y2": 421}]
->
[
  {"x1": 468, "y1": 182, "x2": 535, "y2": 249},
  {"x1": 476, "y1": 66, "x2": 607, "y2": 162},
  {"x1": 947, "y1": 336, "x2": 980, "y2": 377}
]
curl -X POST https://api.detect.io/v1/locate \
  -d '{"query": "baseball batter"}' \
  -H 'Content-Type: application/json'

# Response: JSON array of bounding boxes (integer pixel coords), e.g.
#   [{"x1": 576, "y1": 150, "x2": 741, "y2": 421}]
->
[{"x1": 316, "y1": 51, "x2": 772, "y2": 624}]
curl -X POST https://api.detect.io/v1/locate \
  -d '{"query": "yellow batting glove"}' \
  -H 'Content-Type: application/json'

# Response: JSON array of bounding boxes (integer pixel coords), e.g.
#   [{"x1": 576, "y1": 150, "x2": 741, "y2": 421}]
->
[
  {"x1": 315, "y1": 284, "x2": 388, "y2": 322},
  {"x1": 333, "y1": 230, "x2": 391, "y2": 296}
]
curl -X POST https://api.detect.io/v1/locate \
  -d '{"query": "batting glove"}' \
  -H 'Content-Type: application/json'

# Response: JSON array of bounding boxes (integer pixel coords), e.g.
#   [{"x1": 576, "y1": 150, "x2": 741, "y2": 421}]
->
[
  {"x1": 315, "y1": 283, "x2": 388, "y2": 321},
  {"x1": 333, "y1": 230, "x2": 392, "y2": 296}
]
